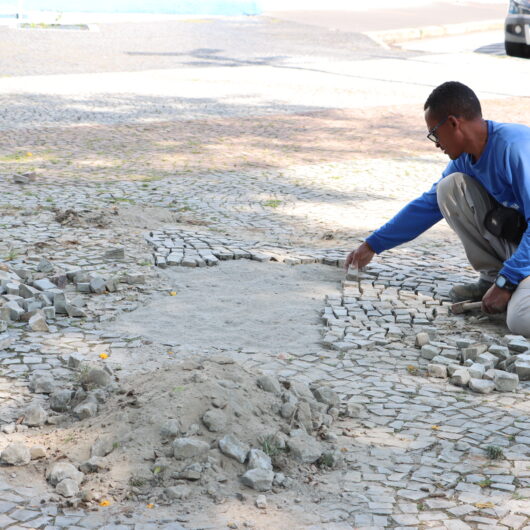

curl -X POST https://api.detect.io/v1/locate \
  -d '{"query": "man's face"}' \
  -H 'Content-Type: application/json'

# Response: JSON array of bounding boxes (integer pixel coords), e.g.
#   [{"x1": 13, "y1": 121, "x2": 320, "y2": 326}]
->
[{"x1": 424, "y1": 108, "x2": 463, "y2": 160}]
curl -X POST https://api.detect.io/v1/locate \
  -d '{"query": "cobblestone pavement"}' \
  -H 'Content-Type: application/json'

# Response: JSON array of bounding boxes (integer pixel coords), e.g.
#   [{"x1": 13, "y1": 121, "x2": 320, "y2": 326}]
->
[{"x1": 2, "y1": 17, "x2": 530, "y2": 530}]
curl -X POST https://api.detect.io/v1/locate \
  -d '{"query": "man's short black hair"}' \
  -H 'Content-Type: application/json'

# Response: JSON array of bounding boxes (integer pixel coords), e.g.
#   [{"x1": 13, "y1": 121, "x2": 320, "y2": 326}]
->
[{"x1": 424, "y1": 81, "x2": 482, "y2": 121}]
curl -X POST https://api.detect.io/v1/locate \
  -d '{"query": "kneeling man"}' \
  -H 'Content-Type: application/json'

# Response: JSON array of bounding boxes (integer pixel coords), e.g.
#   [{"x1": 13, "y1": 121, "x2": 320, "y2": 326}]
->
[{"x1": 346, "y1": 81, "x2": 530, "y2": 336}]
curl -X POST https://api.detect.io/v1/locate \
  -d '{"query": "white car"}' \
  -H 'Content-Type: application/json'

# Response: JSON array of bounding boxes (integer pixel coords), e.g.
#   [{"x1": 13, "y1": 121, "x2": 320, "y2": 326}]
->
[{"x1": 505, "y1": 0, "x2": 530, "y2": 57}]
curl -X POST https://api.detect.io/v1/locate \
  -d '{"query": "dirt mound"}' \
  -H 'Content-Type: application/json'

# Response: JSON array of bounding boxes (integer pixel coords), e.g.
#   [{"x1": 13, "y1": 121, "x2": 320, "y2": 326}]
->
[{"x1": 24, "y1": 356, "x2": 349, "y2": 508}]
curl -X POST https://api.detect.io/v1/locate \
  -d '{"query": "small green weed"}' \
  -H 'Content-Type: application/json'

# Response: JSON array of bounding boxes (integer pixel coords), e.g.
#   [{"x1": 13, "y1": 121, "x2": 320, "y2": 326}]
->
[
  {"x1": 129, "y1": 476, "x2": 146, "y2": 487},
  {"x1": 259, "y1": 434, "x2": 284, "y2": 457},
  {"x1": 4, "y1": 248, "x2": 18, "y2": 261},
  {"x1": 485, "y1": 445, "x2": 504, "y2": 460},
  {"x1": 318, "y1": 453, "x2": 335, "y2": 468},
  {"x1": 262, "y1": 199, "x2": 282, "y2": 208}
]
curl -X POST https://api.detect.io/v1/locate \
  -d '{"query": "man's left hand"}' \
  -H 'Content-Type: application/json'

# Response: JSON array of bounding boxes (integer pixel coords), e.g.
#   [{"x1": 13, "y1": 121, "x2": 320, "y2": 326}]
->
[{"x1": 482, "y1": 285, "x2": 512, "y2": 314}]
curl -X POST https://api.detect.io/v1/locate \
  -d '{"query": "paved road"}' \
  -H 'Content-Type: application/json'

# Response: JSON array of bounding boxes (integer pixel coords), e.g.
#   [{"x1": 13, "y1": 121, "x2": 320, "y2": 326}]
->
[
  {"x1": 266, "y1": 1, "x2": 507, "y2": 33},
  {"x1": 0, "y1": 17, "x2": 409, "y2": 77}
]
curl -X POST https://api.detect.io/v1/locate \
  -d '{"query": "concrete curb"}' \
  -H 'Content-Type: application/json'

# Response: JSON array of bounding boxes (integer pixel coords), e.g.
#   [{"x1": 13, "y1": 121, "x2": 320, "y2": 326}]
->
[{"x1": 365, "y1": 18, "x2": 504, "y2": 45}]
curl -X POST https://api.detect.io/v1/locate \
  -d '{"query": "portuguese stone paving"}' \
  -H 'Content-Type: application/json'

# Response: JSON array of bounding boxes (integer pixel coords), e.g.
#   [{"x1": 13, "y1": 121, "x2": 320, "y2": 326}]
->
[
  {"x1": 2, "y1": 17, "x2": 530, "y2": 530},
  {"x1": 3, "y1": 169, "x2": 530, "y2": 528}
]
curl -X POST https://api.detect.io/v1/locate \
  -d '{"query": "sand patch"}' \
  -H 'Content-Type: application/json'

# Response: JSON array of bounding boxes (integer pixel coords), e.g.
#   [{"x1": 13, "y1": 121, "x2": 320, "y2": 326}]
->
[{"x1": 107, "y1": 260, "x2": 343, "y2": 355}]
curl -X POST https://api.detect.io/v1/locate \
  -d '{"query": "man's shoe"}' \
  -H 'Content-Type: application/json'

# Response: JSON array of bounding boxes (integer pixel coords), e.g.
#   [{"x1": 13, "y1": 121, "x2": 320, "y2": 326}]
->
[{"x1": 449, "y1": 279, "x2": 494, "y2": 303}]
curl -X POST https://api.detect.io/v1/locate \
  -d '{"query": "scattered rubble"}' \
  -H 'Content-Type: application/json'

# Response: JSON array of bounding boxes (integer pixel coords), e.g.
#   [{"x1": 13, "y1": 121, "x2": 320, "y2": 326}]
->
[{"x1": 0, "y1": 358, "x2": 347, "y2": 507}]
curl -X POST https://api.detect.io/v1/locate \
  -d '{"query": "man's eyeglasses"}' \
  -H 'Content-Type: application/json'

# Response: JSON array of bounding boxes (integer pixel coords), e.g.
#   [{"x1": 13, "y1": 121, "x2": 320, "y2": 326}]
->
[{"x1": 427, "y1": 116, "x2": 448, "y2": 143}]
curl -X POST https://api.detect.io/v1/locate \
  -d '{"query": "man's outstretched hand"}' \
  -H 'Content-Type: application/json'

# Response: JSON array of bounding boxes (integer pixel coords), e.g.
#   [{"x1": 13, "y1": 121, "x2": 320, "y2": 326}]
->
[
  {"x1": 345, "y1": 242, "x2": 375, "y2": 271},
  {"x1": 482, "y1": 284, "x2": 512, "y2": 314}
]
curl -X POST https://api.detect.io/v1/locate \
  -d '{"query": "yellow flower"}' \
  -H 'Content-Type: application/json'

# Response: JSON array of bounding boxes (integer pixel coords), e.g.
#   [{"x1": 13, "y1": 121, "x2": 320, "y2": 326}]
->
[
  {"x1": 99, "y1": 499, "x2": 111, "y2": 507},
  {"x1": 167, "y1": 351, "x2": 174, "y2": 355},
  {"x1": 169, "y1": 291, "x2": 177, "y2": 296},
  {"x1": 99, "y1": 353, "x2": 109, "y2": 359},
  {"x1": 431, "y1": 425, "x2": 440, "y2": 430},
  {"x1": 146, "y1": 503, "x2": 154, "y2": 509},
  {"x1": 474, "y1": 501, "x2": 494, "y2": 509},
  {"x1": 26, "y1": 152, "x2": 33, "y2": 157}
]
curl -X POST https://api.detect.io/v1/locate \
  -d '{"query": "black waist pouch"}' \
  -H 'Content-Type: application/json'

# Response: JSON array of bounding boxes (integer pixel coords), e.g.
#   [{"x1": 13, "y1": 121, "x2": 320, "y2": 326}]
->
[{"x1": 484, "y1": 205, "x2": 528, "y2": 245}]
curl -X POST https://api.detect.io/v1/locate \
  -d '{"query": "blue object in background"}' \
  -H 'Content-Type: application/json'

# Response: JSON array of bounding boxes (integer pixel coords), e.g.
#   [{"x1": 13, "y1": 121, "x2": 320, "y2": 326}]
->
[{"x1": 9, "y1": 1, "x2": 261, "y2": 15}]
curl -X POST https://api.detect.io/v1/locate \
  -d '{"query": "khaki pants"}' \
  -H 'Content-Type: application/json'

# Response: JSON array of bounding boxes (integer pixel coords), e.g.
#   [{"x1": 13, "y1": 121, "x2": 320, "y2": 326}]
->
[{"x1": 437, "y1": 172, "x2": 530, "y2": 337}]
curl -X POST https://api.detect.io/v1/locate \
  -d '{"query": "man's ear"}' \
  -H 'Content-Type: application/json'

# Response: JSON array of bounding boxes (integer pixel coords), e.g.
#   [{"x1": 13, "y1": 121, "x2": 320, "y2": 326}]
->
[{"x1": 447, "y1": 115, "x2": 459, "y2": 130}]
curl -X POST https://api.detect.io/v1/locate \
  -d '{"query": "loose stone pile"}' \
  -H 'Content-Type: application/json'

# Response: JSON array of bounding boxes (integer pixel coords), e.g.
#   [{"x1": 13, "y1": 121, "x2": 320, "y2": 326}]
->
[
  {"x1": 424, "y1": 333, "x2": 529, "y2": 393},
  {"x1": 0, "y1": 256, "x2": 133, "y2": 329}
]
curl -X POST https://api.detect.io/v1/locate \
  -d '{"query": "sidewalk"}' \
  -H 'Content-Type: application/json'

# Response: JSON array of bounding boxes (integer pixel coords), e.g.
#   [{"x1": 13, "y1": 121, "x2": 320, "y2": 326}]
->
[{"x1": 266, "y1": 1, "x2": 507, "y2": 43}]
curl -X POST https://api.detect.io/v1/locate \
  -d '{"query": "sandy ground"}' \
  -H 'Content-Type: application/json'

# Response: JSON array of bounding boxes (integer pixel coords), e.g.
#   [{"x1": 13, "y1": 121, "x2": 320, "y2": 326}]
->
[{"x1": 108, "y1": 261, "x2": 344, "y2": 355}]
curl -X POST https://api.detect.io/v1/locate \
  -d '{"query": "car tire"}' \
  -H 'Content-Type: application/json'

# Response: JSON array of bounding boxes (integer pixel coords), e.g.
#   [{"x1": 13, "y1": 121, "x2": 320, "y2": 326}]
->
[{"x1": 505, "y1": 40, "x2": 530, "y2": 58}]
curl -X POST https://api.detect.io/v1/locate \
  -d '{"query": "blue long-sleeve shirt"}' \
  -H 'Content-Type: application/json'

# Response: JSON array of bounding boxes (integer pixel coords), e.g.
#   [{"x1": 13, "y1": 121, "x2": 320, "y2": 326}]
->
[{"x1": 365, "y1": 120, "x2": 530, "y2": 284}]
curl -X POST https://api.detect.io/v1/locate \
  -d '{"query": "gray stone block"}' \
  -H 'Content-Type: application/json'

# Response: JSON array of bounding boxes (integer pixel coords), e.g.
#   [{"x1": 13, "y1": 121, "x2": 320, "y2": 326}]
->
[
  {"x1": 28, "y1": 312, "x2": 49, "y2": 332},
  {"x1": 257, "y1": 374, "x2": 282, "y2": 395},
  {"x1": 427, "y1": 363, "x2": 447, "y2": 379},
  {"x1": 55, "y1": 478, "x2": 79, "y2": 498},
  {"x1": 468, "y1": 378, "x2": 495, "y2": 394},
  {"x1": 89, "y1": 277, "x2": 106, "y2": 294},
  {"x1": 4, "y1": 301, "x2": 24, "y2": 321},
  {"x1": 450, "y1": 368, "x2": 470, "y2": 387},
  {"x1": 420, "y1": 344, "x2": 440, "y2": 360},
  {"x1": 508, "y1": 338, "x2": 530, "y2": 353},
  {"x1": 218, "y1": 434, "x2": 249, "y2": 463},
  {"x1": 468, "y1": 363, "x2": 485, "y2": 379},
  {"x1": 23, "y1": 403, "x2": 48, "y2": 426},
  {"x1": 494, "y1": 371, "x2": 519, "y2": 392},
  {"x1": 104, "y1": 247, "x2": 125, "y2": 260},
  {"x1": 173, "y1": 438, "x2": 210, "y2": 460},
  {"x1": 46, "y1": 462, "x2": 84, "y2": 486},
  {"x1": 461, "y1": 343, "x2": 488, "y2": 362},
  {"x1": 1, "y1": 443, "x2": 31, "y2": 466},
  {"x1": 476, "y1": 352, "x2": 498, "y2": 370},
  {"x1": 241, "y1": 468, "x2": 274, "y2": 492},
  {"x1": 287, "y1": 429, "x2": 322, "y2": 463},
  {"x1": 76, "y1": 282, "x2": 91, "y2": 293},
  {"x1": 514, "y1": 354, "x2": 530, "y2": 380},
  {"x1": 32, "y1": 278, "x2": 57, "y2": 291},
  {"x1": 415, "y1": 331, "x2": 431, "y2": 348}
]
